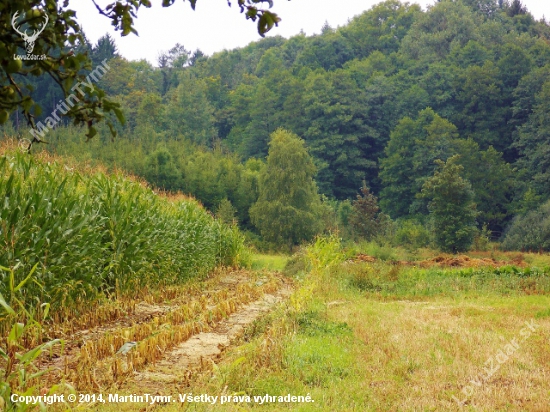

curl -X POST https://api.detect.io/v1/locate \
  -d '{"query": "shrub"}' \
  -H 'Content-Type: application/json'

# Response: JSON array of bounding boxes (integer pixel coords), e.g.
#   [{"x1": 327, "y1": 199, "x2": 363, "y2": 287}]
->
[
  {"x1": 394, "y1": 219, "x2": 431, "y2": 250},
  {"x1": 502, "y1": 200, "x2": 550, "y2": 251},
  {"x1": 473, "y1": 224, "x2": 492, "y2": 251}
]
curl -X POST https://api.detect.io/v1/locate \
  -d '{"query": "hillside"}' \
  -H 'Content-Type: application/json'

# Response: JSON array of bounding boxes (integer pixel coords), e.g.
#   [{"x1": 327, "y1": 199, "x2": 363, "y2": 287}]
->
[{"x1": 3, "y1": 0, "x2": 550, "y2": 251}]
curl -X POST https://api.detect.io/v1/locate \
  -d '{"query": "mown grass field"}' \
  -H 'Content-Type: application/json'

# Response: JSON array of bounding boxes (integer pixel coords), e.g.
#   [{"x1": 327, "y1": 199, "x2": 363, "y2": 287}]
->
[{"x1": 138, "y1": 244, "x2": 549, "y2": 412}]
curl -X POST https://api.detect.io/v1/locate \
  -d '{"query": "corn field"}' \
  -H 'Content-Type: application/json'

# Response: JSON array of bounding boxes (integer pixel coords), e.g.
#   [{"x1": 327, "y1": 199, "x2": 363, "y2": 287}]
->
[{"x1": 0, "y1": 149, "x2": 247, "y2": 322}]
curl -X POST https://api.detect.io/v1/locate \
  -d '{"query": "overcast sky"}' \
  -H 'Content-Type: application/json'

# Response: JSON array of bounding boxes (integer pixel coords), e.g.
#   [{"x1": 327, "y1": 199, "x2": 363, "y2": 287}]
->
[{"x1": 70, "y1": 0, "x2": 549, "y2": 66}]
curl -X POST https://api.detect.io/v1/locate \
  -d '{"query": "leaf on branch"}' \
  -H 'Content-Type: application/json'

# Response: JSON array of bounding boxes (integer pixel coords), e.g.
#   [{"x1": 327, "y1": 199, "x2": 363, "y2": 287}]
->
[{"x1": 258, "y1": 11, "x2": 281, "y2": 36}]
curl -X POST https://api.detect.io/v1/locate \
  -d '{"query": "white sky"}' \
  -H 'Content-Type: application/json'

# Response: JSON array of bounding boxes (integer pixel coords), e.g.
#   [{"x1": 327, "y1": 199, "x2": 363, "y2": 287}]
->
[{"x1": 69, "y1": 0, "x2": 549, "y2": 66}]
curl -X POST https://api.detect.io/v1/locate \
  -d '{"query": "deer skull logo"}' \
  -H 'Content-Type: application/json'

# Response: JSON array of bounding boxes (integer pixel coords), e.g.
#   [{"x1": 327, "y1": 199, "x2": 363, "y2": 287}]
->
[{"x1": 12, "y1": 10, "x2": 48, "y2": 54}]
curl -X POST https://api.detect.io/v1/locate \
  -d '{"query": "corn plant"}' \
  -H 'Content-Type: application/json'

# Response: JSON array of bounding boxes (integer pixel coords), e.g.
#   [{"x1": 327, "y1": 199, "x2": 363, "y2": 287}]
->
[
  {"x1": 0, "y1": 149, "x2": 247, "y2": 327},
  {"x1": 0, "y1": 265, "x2": 62, "y2": 412}
]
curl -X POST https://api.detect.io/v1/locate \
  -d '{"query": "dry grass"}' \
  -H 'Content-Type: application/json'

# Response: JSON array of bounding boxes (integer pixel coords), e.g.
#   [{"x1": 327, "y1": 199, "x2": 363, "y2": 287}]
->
[
  {"x1": 130, "y1": 258, "x2": 549, "y2": 412},
  {"x1": 340, "y1": 296, "x2": 549, "y2": 411},
  {"x1": 36, "y1": 245, "x2": 550, "y2": 411}
]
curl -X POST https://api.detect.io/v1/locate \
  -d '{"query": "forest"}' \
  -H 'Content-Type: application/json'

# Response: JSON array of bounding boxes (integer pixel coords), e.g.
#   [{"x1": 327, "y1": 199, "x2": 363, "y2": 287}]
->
[{"x1": 2, "y1": 0, "x2": 550, "y2": 252}]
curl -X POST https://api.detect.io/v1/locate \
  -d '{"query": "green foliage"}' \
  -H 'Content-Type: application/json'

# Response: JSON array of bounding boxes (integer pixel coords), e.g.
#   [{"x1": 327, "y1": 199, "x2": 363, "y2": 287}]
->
[
  {"x1": 144, "y1": 146, "x2": 182, "y2": 191},
  {"x1": 502, "y1": 200, "x2": 550, "y2": 251},
  {"x1": 250, "y1": 253, "x2": 288, "y2": 272},
  {"x1": 0, "y1": 3, "x2": 123, "y2": 145},
  {"x1": 3, "y1": 0, "x2": 550, "y2": 247},
  {"x1": 336, "y1": 262, "x2": 550, "y2": 298},
  {"x1": 394, "y1": 219, "x2": 431, "y2": 250},
  {"x1": 250, "y1": 129, "x2": 324, "y2": 249},
  {"x1": 165, "y1": 73, "x2": 218, "y2": 144},
  {"x1": 0, "y1": 266, "x2": 63, "y2": 412},
  {"x1": 456, "y1": 139, "x2": 515, "y2": 232},
  {"x1": 349, "y1": 183, "x2": 388, "y2": 241},
  {"x1": 216, "y1": 198, "x2": 237, "y2": 225},
  {"x1": 39, "y1": 129, "x2": 262, "y2": 229},
  {"x1": 401, "y1": 0, "x2": 483, "y2": 63},
  {"x1": 473, "y1": 224, "x2": 492, "y2": 251},
  {"x1": 283, "y1": 251, "x2": 310, "y2": 278},
  {"x1": 305, "y1": 235, "x2": 344, "y2": 275},
  {"x1": 339, "y1": 0, "x2": 422, "y2": 58},
  {"x1": 0, "y1": 149, "x2": 246, "y2": 311},
  {"x1": 516, "y1": 80, "x2": 550, "y2": 200},
  {"x1": 380, "y1": 108, "x2": 460, "y2": 217},
  {"x1": 284, "y1": 334, "x2": 354, "y2": 387},
  {"x1": 0, "y1": 0, "x2": 282, "y2": 145},
  {"x1": 420, "y1": 155, "x2": 478, "y2": 253},
  {"x1": 300, "y1": 69, "x2": 381, "y2": 198}
]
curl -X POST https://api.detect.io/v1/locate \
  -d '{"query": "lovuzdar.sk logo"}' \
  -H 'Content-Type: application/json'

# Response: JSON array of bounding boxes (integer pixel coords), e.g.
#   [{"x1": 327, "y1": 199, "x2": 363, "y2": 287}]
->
[{"x1": 11, "y1": 9, "x2": 48, "y2": 60}]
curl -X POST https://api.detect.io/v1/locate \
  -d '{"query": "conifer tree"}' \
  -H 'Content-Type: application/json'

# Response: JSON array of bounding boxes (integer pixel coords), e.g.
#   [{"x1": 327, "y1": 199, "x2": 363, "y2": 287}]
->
[
  {"x1": 420, "y1": 155, "x2": 478, "y2": 253},
  {"x1": 349, "y1": 183, "x2": 386, "y2": 241}
]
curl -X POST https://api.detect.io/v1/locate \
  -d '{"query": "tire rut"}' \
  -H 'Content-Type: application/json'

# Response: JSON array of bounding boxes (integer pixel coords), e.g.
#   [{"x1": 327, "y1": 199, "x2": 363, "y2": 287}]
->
[{"x1": 127, "y1": 285, "x2": 292, "y2": 392}]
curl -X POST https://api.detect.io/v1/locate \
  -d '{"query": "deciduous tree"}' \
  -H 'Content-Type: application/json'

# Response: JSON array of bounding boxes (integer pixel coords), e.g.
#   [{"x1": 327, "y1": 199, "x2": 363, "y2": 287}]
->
[{"x1": 249, "y1": 129, "x2": 323, "y2": 249}]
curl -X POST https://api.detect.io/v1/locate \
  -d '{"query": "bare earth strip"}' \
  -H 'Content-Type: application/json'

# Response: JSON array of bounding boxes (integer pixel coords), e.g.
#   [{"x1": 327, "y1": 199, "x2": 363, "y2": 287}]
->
[
  {"x1": 131, "y1": 286, "x2": 292, "y2": 392},
  {"x1": 38, "y1": 269, "x2": 291, "y2": 390}
]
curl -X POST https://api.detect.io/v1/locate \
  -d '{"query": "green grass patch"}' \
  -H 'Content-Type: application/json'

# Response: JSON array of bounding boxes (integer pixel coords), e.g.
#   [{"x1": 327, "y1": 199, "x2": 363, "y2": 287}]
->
[
  {"x1": 535, "y1": 308, "x2": 550, "y2": 318},
  {"x1": 251, "y1": 253, "x2": 289, "y2": 271},
  {"x1": 340, "y1": 262, "x2": 550, "y2": 298}
]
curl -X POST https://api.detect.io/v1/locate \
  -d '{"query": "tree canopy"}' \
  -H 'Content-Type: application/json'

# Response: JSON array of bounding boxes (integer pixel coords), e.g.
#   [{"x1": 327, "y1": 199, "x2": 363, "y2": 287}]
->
[
  {"x1": 3, "y1": 0, "x2": 550, "y2": 250},
  {"x1": 421, "y1": 155, "x2": 478, "y2": 253},
  {"x1": 249, "y1": 129, "x2": 324, "y2": 249},
  {"x1": 0, "y1": 0, "x2": 281, "y2": 148}
]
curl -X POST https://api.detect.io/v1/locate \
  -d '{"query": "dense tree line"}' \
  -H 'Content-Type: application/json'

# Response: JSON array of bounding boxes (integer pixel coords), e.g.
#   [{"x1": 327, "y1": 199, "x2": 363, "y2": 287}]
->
[{"x1": 3, "y1": 0, "x2": 550, "y2": 250}]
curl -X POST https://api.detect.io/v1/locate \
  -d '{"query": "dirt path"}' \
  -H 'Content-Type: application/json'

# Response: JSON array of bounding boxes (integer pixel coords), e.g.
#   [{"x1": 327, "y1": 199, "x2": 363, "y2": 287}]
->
[
  {"x1": 38, "y1": 271, "x2": 237, "y2": 374},
  {"x1": 130, "y1": 286, "x2": 292, "y2": 392},
  {"x1": 38, "y1": 269, "x2": 292, "y2": 391}
]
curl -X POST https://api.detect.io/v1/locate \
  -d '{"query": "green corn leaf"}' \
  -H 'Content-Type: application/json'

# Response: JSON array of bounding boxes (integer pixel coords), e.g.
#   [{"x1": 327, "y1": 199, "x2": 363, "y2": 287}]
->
[
  {"x1": 14, "y1": 262, "x2": 40, "y2": 293},
  {"x1": 0, "y1": 291, "x2": 15, "y2": 315},
  {"x1": 8, "y1": 322, "x2": 24, "y2": 345}
]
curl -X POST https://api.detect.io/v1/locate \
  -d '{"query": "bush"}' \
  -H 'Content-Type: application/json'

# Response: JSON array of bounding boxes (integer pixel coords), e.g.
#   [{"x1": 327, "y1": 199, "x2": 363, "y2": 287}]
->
[
  {"x1": 473, "y1": 224, "x2": 492, "y2": 251},
  {"x1": 283, "y1": 250, "x2": 310, "y2": 278},
  {"x1": 502, "y1": 201, "x2": 550, "y2": 251},
  {"x1": 394, "y1": 219, "x2": 431, "y2": 250}
]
